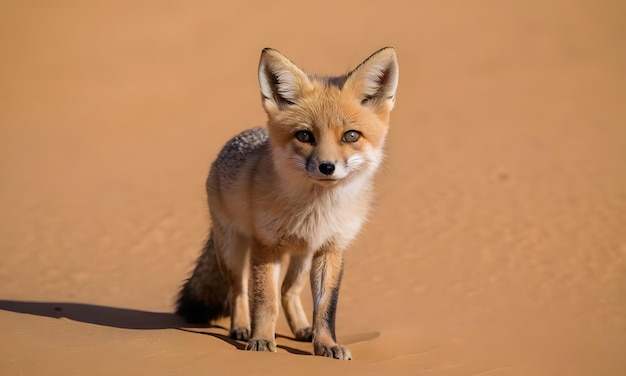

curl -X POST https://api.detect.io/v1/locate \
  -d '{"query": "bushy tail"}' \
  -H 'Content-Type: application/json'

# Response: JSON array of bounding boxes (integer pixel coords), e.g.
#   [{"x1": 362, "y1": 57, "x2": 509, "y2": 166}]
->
[{"x1": 176, "y1": 232, "x2": 230, "y2": 323}]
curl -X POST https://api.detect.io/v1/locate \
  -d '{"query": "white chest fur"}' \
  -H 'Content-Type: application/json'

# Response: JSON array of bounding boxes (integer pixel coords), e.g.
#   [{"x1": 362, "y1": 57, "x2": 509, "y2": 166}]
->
[{"x1": 256, "y1": 176, "x2": 373, "y2": 252}]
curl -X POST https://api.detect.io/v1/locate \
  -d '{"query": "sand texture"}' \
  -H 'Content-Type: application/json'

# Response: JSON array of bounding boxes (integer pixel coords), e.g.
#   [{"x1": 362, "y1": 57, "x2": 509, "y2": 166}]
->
[{"x1": 1, "y1": 1, "x2": 625, "y2": 375}]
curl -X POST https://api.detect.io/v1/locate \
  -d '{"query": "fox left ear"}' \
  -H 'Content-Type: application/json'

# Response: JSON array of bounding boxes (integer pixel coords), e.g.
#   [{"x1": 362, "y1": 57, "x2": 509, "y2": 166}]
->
[
  {"x1": 346, "y1": 47, "x2": 399, "y2": 113},
  {"x1": 258, "y1": 48, "x2": 312, "y2": 113}
]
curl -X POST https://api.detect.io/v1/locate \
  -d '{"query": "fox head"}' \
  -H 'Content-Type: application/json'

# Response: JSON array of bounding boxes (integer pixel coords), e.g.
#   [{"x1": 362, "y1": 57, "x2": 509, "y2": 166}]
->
[{"x1": 258, "y1": 47, "x2": 398, "y2": 188}]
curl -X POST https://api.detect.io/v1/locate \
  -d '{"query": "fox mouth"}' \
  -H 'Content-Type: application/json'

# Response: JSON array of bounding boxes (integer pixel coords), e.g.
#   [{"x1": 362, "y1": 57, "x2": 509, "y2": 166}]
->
[{"x1": 310, "y1": 176, "x2": 342, "y2": 186}]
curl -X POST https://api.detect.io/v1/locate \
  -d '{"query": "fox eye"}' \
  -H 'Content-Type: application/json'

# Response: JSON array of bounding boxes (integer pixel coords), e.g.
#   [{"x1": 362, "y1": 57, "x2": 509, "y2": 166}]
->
[
  {"x1": 295, "y1": 130, "x2": 314, "y2": 144},
  {"x1": 342, "y1": 130, "x2": 361, "y2": 143}
]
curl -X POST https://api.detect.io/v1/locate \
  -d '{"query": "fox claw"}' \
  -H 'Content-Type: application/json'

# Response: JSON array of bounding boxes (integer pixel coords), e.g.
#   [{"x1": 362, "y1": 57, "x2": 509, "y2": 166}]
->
[
  {"x1": 314, "y1": 343, "x2": 352, "y2": 360},
  {"x1": 246, "y1": 339, "x2": 276, "y2": 352},
  {"x1": 294, "y1": 327, "x2": 313, "y2": 342},
  {"x1": 229, "y1": 327, "x2": 250, "y2": 341}
]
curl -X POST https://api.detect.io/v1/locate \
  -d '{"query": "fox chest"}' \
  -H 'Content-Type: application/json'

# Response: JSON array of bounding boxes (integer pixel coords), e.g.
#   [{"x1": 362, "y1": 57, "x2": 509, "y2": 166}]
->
[{"x1": 255, "y1": 195, "x2": 368, "y2": 252}]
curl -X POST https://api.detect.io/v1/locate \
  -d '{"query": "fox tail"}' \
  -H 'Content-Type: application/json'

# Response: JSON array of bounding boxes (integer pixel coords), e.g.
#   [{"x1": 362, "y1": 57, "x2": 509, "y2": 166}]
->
[{"x1": 175, "y1": 232, "x2": 229, "y2": 323}]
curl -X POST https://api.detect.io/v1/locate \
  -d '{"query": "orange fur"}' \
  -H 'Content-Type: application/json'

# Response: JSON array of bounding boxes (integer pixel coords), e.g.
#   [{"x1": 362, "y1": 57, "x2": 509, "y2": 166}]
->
[{"x1": 176, "y1": 47, "x2": 399, "y2": 360}]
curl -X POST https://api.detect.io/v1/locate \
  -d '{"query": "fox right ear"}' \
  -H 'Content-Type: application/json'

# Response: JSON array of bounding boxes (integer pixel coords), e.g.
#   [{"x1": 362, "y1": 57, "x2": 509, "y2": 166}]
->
[{"x1": 258, "y1": 48, "x2": 312, "y2": 113}]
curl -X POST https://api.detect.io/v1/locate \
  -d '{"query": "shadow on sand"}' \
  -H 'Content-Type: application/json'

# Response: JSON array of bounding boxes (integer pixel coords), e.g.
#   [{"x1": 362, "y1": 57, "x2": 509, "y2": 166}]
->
[
  {"x1": 0, "y1": 299, "x2": 312, "y2": 355},
  {"x1": 0, "y1": 299, "x2": 182, "y2": 329}
]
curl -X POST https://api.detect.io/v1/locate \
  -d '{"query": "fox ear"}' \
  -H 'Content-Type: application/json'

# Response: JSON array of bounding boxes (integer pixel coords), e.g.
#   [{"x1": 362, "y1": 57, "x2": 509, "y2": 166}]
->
[
  {"x1": 346, "y1": 47, "x2": 399, "y2": 113},
  {"x1": 258, "y1": 48, "x2": 312, "y2": 113}
]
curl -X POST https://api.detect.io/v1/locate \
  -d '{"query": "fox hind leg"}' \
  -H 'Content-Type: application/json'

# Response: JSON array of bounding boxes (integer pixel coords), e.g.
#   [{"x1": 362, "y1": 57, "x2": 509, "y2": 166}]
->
[{"x1": 281, "y1": 253, "x2": 313, "y2": 342}]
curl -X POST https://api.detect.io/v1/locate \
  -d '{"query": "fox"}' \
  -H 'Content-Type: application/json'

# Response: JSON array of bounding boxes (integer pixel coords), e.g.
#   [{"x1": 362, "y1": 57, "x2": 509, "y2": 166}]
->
[{"x1": 176, "y1": 47, "x2": 398, "y2": 360}]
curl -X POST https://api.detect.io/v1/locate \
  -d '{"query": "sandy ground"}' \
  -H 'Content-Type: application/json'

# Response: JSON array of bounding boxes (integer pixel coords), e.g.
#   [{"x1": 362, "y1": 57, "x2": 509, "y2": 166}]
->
[{"x1": 1, "y1": 1, "x2": 625, "y2": 375}]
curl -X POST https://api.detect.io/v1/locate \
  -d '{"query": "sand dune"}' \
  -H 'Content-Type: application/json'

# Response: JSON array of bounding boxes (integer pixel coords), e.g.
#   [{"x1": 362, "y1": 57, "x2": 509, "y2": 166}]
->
[{"x1": 1, "y1": 1, "x2": 625, "y2": 375}]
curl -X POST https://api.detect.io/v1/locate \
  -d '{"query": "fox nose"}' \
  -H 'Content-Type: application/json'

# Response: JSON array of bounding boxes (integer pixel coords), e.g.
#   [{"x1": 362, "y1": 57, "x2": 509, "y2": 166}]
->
[{"x1": 318, "y1": 162, "x2": 335, "y2": 176}]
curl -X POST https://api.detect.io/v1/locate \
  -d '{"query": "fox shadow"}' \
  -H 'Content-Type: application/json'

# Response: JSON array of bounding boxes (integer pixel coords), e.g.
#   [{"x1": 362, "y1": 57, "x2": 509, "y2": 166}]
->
[
  {"x1": 0, "y1": 299, "x2": 182, "y2": 329},
  {"x1": 0, "y1": 299, "x2": 310, "y2": 355}
]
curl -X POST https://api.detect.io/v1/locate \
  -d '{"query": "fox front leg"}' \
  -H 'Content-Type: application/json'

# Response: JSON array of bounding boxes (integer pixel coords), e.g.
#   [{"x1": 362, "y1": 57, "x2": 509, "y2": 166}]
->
[
  {"x1": 246, "y1": 244, "x2": 280, "y2": 352},
  {"x1": 310, "y1": 245, "x2": 352, "y2": 360}
]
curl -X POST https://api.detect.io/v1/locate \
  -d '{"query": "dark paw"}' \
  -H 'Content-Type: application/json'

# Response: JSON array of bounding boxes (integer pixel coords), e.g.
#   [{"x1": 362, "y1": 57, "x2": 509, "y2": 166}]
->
[
  {"x1": 314, "y1": 343, "x2": 352, "y2": 360},
  {"x1": 229, "y1": 327, "x2": 250, "y2": 341},
  {"x1": 294, "y1": 327, "x2": 313, "y2": 342},
  {"x1": 246, "y1": 339, "x2": 276, "y2": 352}
]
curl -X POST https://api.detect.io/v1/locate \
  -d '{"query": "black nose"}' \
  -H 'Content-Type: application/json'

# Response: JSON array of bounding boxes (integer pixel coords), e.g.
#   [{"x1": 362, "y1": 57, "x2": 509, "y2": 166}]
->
[{"x1": 318, "y1": 162, "x2": 335, "y2": 176}]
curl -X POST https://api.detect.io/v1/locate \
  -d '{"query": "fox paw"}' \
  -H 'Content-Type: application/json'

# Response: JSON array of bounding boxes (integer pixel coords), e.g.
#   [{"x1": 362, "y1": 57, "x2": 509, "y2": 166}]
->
[
  {"x1": 314, "y1": 343, "x2": 352, "y2": 360},
  {"x1": 294, "y1": 327, "x2": 313, "y2": 342},
  {"x1": 246, "y1": 339, "x2": 276, "y2": 352},
  {"x1": 229, "y1": 327, "x2": 250, "y2": 341}
]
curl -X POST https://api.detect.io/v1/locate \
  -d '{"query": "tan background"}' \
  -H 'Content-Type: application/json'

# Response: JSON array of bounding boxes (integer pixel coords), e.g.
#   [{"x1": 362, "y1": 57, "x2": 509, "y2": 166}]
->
[{"x1": 1, "y1": 1, "x2": 625, "y2": 375}]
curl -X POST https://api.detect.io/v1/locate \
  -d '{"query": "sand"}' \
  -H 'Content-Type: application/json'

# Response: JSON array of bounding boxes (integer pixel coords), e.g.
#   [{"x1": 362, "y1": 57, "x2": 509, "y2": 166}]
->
[{"x1": 1, "y1": 1, "x2": 625, "y2": 375}]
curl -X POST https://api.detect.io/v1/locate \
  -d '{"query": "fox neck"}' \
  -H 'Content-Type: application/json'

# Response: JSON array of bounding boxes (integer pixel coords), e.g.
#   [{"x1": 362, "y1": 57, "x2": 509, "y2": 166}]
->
[{"x1": 271, "y1": 160, "x2": 376, "y2": 251}]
